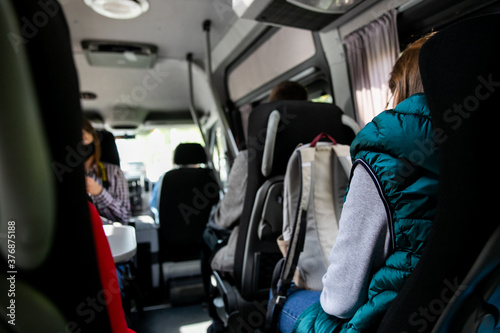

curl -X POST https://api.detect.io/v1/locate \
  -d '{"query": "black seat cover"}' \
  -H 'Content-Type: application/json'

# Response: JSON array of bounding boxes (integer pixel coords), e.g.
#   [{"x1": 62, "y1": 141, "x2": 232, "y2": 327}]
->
[
  {"x1": 234, "y1": 100, "x2": 356, "y2": 298},
  {"x1": 158, "y1": 143, "x2": 220, "y2": 262},
  {"x1": 377, "y1": 13, "x2": 500, "y2": 333},
  {"x1": 97, "y1": 129, "x2": 121, "y2": 166}
]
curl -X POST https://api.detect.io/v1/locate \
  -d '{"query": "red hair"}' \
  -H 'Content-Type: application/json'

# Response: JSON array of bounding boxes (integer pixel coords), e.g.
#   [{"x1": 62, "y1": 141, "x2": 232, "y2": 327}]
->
[{"x1": 389, "y1": 32, "x2": 436, "y2": 106}]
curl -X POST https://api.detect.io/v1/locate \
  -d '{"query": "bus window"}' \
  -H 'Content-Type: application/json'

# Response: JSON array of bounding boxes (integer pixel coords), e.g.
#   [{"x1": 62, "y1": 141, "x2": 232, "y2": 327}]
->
[
  {"x1": 311, "y1": 94, "x2": 333, "y2": 104},
  {"x1": 227, "y1": 26, "x2": 316, "y2": 102}
]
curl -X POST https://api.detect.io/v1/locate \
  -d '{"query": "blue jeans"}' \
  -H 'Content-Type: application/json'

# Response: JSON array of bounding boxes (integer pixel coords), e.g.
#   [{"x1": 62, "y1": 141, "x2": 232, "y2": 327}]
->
[
  {"x1": 115, "y1": 264, "x2": 127, "y2": 298},
  {"x1": 276, "y1": 287, "x2": 321, "y2": 333}
]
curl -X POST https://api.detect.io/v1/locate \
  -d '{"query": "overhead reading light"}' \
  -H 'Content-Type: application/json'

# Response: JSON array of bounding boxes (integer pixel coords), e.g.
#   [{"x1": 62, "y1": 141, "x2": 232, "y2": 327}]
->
[
  {"x1": 84, "y1": 0, "x2": 149, "y2": 19},
  {"x1": 287, "y1": 0, "x2": 363, "y2": 14}
]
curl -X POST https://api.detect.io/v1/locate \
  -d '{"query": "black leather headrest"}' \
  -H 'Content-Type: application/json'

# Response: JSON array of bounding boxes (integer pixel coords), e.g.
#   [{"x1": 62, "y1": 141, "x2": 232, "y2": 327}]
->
[{"x1": 174, "y1": 143, "x2": 207, "y2": 165}]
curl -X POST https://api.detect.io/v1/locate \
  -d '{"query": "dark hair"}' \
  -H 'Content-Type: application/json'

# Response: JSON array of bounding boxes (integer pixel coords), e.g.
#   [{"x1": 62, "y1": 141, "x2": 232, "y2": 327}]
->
[
  {"x1": 389, "y1": 32, "x2": 436, "y2": 106},
  {"x1": 82, "y1": 118, "x2": 102, "y2": 174},
  {"x1": 269, "y1": 81, "x2": 308, "y2": 102}
]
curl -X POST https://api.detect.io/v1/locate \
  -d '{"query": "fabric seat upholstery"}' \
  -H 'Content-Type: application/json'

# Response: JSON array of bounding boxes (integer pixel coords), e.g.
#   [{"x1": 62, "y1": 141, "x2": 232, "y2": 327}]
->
[
  {"x1": 158, "y1": 143, "x2": 220, "y2": 262},
  {"x1": 212, "y1": 101, "x2": 355, "y2": 331},
  {"x1": 98, "y1": 129, "x2": 121, "y2": 166},
  {"x1": 234, "y1": 101, "x2": 356, "y2": 298}
]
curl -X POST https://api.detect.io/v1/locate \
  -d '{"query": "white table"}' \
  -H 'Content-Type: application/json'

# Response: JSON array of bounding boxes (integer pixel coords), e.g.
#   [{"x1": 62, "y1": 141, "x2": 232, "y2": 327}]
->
[{"x1": 103, "y1": 224, "x2": 137, "y2": 263}]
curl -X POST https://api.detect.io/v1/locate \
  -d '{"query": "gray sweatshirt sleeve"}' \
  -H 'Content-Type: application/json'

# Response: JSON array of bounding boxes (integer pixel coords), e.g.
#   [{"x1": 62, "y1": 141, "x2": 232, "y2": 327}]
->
[
  {"x1": 213, "y1": 150, "x2": 248, "y2": 229},
  {"x1": 320, "y1": 164, "x2": 391, "y2": 319}
]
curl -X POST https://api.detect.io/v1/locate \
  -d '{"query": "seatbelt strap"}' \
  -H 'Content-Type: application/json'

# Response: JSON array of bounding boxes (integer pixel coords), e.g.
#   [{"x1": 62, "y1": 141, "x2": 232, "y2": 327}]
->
[
  {"x1": 265, "y1": 148, "x2": 312, "y2": 332},
  {"x1": 97, "y1": 162, "x2": 110, "y2": 190},
  {"x1": 265, "y1": 209, "x2": 308, "y2": 332}
]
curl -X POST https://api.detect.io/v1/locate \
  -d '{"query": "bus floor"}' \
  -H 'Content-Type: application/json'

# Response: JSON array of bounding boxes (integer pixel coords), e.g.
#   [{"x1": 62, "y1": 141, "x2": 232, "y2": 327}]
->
[
  {"x1": 128, "y1": 302, "x2": 211, "y2": 333},
  {"x1": 126, "y1": 273, "x2": 212, "y2": 333}
]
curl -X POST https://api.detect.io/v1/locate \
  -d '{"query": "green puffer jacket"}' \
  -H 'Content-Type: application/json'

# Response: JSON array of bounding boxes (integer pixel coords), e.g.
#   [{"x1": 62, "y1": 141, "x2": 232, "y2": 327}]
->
[{"x1": 293, "y1": 93, "x2": 440, "y2": 333}]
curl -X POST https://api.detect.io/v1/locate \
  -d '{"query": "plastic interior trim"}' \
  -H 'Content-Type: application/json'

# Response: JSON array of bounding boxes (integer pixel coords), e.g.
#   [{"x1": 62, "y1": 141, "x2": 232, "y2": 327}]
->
[{"x1": 261, "y1": 110, "x2": 280, "y2": 177}]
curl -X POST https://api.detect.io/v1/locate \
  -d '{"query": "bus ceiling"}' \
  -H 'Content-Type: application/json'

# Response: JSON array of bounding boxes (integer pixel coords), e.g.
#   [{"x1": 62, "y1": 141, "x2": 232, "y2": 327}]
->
[{"x1": 65, "y1": 0, "x2": 498, "y2": 134}]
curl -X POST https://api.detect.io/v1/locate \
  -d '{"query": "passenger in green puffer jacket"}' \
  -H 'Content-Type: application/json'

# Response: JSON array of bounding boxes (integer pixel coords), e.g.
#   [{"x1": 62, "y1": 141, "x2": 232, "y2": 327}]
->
[{"x1": 283, "y1": 33, "x2": 440, "y2": 333}]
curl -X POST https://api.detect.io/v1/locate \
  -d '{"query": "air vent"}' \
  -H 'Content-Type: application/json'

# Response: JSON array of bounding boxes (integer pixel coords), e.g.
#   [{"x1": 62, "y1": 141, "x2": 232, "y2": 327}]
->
[
  {"x1": 287, "y1": 0, "x2": 364, "y2": 14},
  {"x1": 111, "y1": 124, "x2": 139, "y2": 130},
  {"x1": 233, "y1": 0, "x2": 364, "y2": 30},
  {"x1": 82, "y1": 40, "x2": 158, "y2": 68},
  {"x1": 144, "y1": 111, "x2": 195, "y2": 124}
]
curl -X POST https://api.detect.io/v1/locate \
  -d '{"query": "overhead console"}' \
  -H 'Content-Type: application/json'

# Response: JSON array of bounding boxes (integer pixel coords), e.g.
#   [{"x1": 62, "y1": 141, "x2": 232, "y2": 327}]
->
[
  {"x1": 81, "y1": 40, "x2": 158, "y2": 69},
  {"x1": 232, "y1": 0, "x2": 366, "y2": 30}
]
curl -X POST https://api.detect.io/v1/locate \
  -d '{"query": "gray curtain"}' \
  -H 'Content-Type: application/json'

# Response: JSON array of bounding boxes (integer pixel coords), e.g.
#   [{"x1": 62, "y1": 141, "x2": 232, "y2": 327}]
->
[{"x1": 344, "y1": 10, "x2": 400, "y2": 127}]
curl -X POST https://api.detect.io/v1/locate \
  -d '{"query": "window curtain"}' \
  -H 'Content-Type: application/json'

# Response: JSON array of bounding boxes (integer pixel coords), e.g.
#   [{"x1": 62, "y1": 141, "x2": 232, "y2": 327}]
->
[{"x1": 344, "y1": 10, "x2": 400, "y2": 127}]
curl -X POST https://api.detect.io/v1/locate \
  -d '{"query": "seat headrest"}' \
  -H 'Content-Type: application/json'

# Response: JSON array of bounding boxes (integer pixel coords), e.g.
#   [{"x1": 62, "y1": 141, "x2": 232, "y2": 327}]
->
[
  {"x1": 419, "y1": 13, "x2": 500, "y2": 127},
  {"x1": 97, "y1": 130, "x2": 120, "y2": 166},
  {"x1": 174, "y1": 143, "x2": 207, "y2": 165}
]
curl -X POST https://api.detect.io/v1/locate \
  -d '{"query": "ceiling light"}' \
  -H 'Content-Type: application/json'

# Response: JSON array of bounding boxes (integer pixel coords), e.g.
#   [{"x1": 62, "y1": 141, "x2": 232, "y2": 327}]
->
[
  {"x1": 84, "y1": 0, "x2": 149, "y2": 19},
  {"x1": 287, "y1": 0, "x2": 364, "y2": 14}
]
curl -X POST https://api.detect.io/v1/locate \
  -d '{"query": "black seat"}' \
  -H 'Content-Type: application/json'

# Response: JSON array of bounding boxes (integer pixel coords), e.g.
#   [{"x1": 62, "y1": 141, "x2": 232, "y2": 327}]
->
[
  {"x1": 97, "y1": 129, "x2": 121, "y2": 166},
  {"x1": 211, "y1": 100, "x2": 356, "y2": 331},
  {"x1": 157, "y1": 143, "x2": 220, "y2": 263},
  {"x1": 0, "y1": 0, "x2": 122, "y2": 331},
  {"x1": 377, "y1": 13, "x2": 500, "y2": 333}
]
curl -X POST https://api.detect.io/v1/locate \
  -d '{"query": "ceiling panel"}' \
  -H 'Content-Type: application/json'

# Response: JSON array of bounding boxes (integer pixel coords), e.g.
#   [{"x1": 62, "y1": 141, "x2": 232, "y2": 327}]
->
[
  {"x1": 62, "y1": 0, "x2": 237, "y2": 60},
  {"x1": 60, "y1": 0, "x2": 237, "y2": 125}
]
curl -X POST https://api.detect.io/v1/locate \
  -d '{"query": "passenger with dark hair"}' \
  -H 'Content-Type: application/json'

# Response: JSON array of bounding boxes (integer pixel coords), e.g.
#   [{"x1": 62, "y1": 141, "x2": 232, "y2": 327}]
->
[
  {"x1": 203, "y1": 81, "x2": 308, "y2": 333},
  {"x1": 82, "y1": 119, "x2": 131, "y2": 224},
  {"x1": 274, "y1": 33, "x2": 439, "y2": 333},
  {"x1": 269, "y1": 81, "x2": 308, "y2": 101}
]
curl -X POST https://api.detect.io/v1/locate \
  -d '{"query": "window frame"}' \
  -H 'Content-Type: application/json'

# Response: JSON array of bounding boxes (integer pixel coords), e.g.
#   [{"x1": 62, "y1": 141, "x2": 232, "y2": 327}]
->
[{"x1": 224, "y1": 28, "x2": 333, "y2": 108}]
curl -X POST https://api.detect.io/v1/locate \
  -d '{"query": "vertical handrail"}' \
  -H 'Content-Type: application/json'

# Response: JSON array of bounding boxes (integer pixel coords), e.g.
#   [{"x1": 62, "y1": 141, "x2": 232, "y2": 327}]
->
[
  {"x1": 186, "y1": 53, "x2": 209, "y2": 148},
  {"x1": 203, "y1": 20, "x2": 213, "y2": 83},
  {"x1": 186, "y1": 53, "x2": 224, "y2": 193},
  {"x1": 203, "y1": 20, "x2": 239, "y2": 161}
]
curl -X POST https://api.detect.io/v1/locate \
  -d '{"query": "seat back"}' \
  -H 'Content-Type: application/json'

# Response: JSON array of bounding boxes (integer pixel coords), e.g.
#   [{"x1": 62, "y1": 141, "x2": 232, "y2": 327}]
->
[
  {"x1": 234, "y1": 101, "x2": 356, "y2": 300},
  {"x1": 0, "y1": 0, "x2": 117, "y2": 330},
  {"x1": 97, "y1": 129, "x2": 121, "y2": 166},
  {"x1": 377, "y1": 13, "x2": 500, "y2": 333},
  {"x1": 158, "y1": 143, "x2": 220, "y2": 262}
]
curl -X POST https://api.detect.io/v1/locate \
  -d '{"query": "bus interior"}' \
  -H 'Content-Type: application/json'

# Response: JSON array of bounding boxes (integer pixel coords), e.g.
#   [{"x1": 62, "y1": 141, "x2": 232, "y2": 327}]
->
[{"x1": 1, "y1": 0, "x2": 499, "y2": 332}]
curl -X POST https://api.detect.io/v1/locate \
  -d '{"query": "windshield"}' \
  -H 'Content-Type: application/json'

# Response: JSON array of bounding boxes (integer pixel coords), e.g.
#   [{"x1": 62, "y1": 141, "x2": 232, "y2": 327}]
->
[{"x1": 116, "y1": 125, "x2": 203, "y2": 183}]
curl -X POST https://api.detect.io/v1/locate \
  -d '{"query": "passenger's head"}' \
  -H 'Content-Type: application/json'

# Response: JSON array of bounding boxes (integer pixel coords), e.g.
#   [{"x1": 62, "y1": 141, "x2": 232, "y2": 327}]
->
[
  {"x1": 82, "y1": 118, "x2": 101, "y2": 166},
  {"x1": 269, "y1": 81, "x2": 308, "y2": 102},
  {"x1": 389, "y1": 32, "x2": 436, "y2": 106}
]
